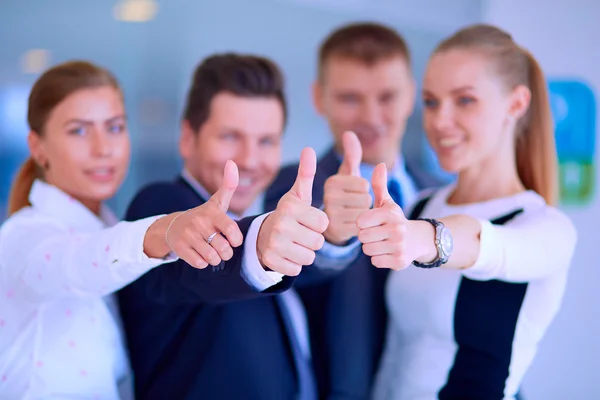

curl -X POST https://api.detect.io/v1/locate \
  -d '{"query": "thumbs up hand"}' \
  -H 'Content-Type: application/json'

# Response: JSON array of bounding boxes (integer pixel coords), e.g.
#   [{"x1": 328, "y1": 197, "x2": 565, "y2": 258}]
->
[
  {"x1": 162, "y1": 160, "x2": 244, "y2": 269},
  {"x1": 356, "y1": 163, "x2": 416, "y2": 270},
  {"x1": 256, "y1": 147, "x2": 329, "y2": 276},
  {"x1": 323, "y1": 131, "x2": 372, "y2": 245}
]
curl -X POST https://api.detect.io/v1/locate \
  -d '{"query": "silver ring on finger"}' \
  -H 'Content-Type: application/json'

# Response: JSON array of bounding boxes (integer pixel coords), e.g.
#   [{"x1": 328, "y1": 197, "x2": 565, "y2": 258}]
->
[{"x1": 206, "y1": 232, "x2": 218, "y2": 245}]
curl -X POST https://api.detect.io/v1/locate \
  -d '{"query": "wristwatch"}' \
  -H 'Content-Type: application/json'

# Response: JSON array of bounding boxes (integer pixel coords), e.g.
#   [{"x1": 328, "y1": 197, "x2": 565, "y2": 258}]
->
[{"x1": 413, "y1": 218, "x2": 453, "y2": 269}]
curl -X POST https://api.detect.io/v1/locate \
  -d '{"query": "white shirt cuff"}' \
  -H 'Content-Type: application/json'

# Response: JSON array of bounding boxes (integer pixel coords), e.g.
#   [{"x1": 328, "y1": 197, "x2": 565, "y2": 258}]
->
[
  {"x1": 240, "y1": 212, "x2": 284, "y2": 291},
  {"x1": 314, "y1": 237, "x2": 362, "y2": 270},
  {"x1": 113, "y1": 215, "x2": 179, "y2": 271}
]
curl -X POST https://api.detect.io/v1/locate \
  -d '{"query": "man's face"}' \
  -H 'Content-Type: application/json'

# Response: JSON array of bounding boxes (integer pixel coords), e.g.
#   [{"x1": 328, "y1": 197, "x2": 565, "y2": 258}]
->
[
  {"x1": 313, "y1": 55, "x2": 415, "y2": 166},
  {"x1": 180, "y1": 92, "x2": 284, "y2": 216}
]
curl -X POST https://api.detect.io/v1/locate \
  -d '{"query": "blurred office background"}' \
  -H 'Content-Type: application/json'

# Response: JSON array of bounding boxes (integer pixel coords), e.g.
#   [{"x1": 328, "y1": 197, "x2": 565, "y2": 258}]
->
[{"x1": 0, "y1": 0, "x2": 598, "y2": 398}]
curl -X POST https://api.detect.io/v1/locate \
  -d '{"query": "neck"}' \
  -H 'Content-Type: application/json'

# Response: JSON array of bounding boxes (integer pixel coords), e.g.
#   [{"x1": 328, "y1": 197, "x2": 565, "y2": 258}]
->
[
  {"x1": 449, "y1": 153, "x2": 525, "y2": 205},
  {"x1": 81, "y1": 199, "x2": 102, "y2": 216}
]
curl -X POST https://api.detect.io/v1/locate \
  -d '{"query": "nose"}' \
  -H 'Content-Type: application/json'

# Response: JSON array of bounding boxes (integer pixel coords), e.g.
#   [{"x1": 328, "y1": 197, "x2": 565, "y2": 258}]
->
[
  {"x1": 91, "y1": 129, "x2": 113, "y2": 157},
  {"x1": 430, "y1": 102, "x2": 455, "y2": 132},
  {"x1": 358, "y1": 98, "x2": 384, "y2": 127},
  {"x1": 235, "y1": 141, "x2": 259, "y2": 171}
]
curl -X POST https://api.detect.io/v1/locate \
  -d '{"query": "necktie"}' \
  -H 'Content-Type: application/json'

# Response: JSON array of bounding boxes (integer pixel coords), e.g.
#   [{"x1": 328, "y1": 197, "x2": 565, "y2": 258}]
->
[
  {"x1": 387, "y1": 179, "x2": 404, "y2": 208},
  {"x1": 275, "y1": 296, "x2": 318, "y2": 400}
]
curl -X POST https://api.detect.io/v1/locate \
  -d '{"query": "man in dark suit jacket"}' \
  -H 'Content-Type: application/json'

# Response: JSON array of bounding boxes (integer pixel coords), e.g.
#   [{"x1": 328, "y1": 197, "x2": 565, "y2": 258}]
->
[
  {"x1": 118, "y1": 54, "x2": 333, "y2": 400},
  {"x1": 266, "y1": 23, "x2": 446, "y2": 399}
]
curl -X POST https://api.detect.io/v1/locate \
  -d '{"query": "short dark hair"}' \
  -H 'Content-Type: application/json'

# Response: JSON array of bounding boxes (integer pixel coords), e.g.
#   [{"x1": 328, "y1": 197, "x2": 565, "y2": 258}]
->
[
  {"x1": 182, "y1": 53, "x2": 287, "y2": 132},
  {"x1": 318, "y1": 22, "x2": 411, "y2": 80}
]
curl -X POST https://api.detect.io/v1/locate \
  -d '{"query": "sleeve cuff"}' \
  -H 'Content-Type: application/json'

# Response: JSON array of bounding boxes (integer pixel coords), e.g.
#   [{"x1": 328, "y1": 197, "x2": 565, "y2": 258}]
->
[
  {"x1": 113, "y1": 216, "x2": 179, "y2": 271},
  {"x1": 314, "y1": 237, "x2": 362, "y2": 270},
  {"x1": 461, "y1": 219, "x2": 501, "y2": 280},
  {"x1": 240, "y1": 212, "x2": 284, "y2": 291}
]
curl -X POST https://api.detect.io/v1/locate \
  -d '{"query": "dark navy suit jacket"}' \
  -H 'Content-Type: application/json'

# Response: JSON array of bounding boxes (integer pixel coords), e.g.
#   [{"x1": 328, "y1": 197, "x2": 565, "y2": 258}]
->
[
  {"x1": 265, "y1": 147, "x2": 441, "y2": 399},
  {"x1": 118, "y1": 177, "x2": 311, "y2": 400}
]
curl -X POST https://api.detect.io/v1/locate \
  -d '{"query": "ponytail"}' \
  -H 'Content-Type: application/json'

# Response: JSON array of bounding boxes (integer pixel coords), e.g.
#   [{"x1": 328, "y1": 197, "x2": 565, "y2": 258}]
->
[
  {"x1": 516, "y1": 49, "x2": 558, "y2": 205},
  {"x1": 7, "y1": 158, "x2": 39, "y2": 216},
  {"x1": 434, "y1": 24, "x2": 559, "y2": 205}
]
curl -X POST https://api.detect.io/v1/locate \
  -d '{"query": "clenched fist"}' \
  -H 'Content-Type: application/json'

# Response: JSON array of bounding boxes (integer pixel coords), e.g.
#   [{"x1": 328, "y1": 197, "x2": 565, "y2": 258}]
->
[
  {"x1": 257, "y1": 148, "x2": 329, "y2": 276},
  {"x1": 323, "y1": 131, "x2": 372, "y2": 245},
  {"x1": 356, "y1": 163, "x2": 431, "y2": 270}
]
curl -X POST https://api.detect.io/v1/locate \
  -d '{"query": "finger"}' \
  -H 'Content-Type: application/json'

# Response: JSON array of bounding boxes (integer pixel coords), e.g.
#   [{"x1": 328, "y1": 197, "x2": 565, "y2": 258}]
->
[
  {"x1": 207, "y1": 233, "x2": 234, "y2": 261},
  {"x1": 356, "y1": 207, "x2": 396, "y2": 229},
  {"x1": 283, "y1": 242, "x2": 317, "y2": 266},
  {"x1": 190, "y1": 239, "x2": 223, "y2": 266},
  {"x1": 260, "y1": 252, "x2": 302, "y2": 276},
  {"x1": 326, "y1": 175, "x2": 370, "y2": 194},
  {"x1": 371, "y1": 254, "x2": 410, "y2": 270},
  {"x1": 212, "y1": 212, "x2": 244, "y2": 247},
  {"x1": 292, "y1": 224, "x2": 326, "y2": 251},
  {"x1": 358, "y1": 225, "x2": 391, "y2": 244},
  {"x1": 177, "y1": 246, "x2": 209, "y2": 269},
  {"x1": 295, "y1": 207, "x2": 329, "y2": 233},
  {"x1": 326, "y1": 208, "x2": 365, "y2": 226},
  {"x1": 371, "y1": 163, "x2": 392, "y2": 208},
  {"x1": 362, "y1": 240, "x2": 397, "y2": 257},
  {"x1": 290, "y1": 147, "x2": 317, "y2": 204},
  {"x1": 210, "y1": 160, "x2": 239, "y2": 212},
  {"x1": 338, "y1": 131, "x2": 362, "y2": 176},
  {"x1": 324, "y1": 191, "x2": 372, "y2": 209}
]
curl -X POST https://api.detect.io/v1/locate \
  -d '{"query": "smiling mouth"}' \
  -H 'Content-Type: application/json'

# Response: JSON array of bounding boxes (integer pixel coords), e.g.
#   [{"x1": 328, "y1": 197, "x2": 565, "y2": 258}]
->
[
  {"x1": 85, "y1": 167, "x2": 116, "y2": 182},
  {"x1": 438, "y1": 137, "x2": 462, "y2": 149}
]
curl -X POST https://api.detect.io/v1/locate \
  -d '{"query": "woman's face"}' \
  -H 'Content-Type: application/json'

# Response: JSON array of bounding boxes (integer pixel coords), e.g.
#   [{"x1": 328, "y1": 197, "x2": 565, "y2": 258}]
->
[
  {"x1": 28, "y1": 86, "x2": 130, "y2": 211},
  {"x1": 422, "y1": 49, "x2": 526, "y2": 174}
]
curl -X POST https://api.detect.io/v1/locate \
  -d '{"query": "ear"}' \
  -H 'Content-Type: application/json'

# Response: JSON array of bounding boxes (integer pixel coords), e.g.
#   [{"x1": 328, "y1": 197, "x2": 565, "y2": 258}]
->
[
  {"x1": 311, "y1": 80, "x2": 325, "y2": 115},
  {"x1": 27, "y1": 131, "x2": 44, "y2": 166},
  {"x1": 179, "y1": 120, "x2": 197, "y2": 160},
  {"x1": 508, "y1": 84, "x2": 531, "y2": 120}
]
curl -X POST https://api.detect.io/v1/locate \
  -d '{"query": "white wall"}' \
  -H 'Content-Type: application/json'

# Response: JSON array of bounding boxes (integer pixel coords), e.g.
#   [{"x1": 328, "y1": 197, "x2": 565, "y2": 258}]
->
[{"x1": 484, "y1": 1, "x2": 600, "y2": 398}]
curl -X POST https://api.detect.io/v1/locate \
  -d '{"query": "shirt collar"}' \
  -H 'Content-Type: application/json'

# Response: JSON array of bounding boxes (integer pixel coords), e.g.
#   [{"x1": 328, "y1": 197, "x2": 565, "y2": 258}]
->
[
  {"x1": 180, "y1": 169, "x2": 265, "y2": 219},
  {"x1": 28, "y1": 179, "x2": 118, "y2": 230}
]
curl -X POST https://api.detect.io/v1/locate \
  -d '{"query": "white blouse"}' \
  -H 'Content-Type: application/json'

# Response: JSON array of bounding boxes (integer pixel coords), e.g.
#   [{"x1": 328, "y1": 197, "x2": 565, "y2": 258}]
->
[
  {"x1": 373, "y1": 185, "x2": 578, "y2": 400},
  {"x1": 0, "y1": 180, "x2": 177, "y2": 399}
]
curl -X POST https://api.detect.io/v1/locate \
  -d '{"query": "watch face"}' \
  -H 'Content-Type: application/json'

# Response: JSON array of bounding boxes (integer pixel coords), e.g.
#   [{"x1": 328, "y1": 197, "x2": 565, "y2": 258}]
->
[{"x1": 441, "y1": 228, "x2": 454, "y2": 256}]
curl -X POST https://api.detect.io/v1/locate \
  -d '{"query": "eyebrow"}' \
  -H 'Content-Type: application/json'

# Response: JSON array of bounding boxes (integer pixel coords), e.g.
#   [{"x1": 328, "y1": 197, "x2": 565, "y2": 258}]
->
[
  {"x1": 220, "y1": 126, "x2": 281, "y2": 137},
  {"x1": 422, "y1": 85, "x2": 475, "y2": 96},
  {"x1": 63, "y1": 114, "x2": 126, "y2": 127}
]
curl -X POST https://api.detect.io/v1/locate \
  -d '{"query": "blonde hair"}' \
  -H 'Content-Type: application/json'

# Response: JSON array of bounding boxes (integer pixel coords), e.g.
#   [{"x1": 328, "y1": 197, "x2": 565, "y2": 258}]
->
[
  {"x1": 7, "y1": 60, "x2": 121, "y2": 215},
  {"x1": 435, "y1": 24, "x2": 558, "y2": 205}
]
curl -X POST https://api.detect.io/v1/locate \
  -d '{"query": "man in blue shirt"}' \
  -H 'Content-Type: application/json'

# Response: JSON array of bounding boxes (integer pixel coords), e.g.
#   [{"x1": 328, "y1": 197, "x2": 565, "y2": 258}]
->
[{"x1": 268, "y1": 22, "x2": 444, "y2": 399}]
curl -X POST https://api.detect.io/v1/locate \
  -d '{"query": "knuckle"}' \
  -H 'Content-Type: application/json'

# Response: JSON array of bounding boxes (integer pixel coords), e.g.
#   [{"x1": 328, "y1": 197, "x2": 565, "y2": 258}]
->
[
  {"x1": 262, "y1": 251, "x2": 275, "y2": 268},
  {"x1": 278, "y1": 200, "x2": 295, "y2": 215},
  {"x1": 305, "y1": 251, "x2": 316, "y2": 265},
  {"x1": 314, "y1": 233, "x2": 325, "y2": 250},
  {"x1": 288, "y1": 264, "x2": 302, "y2": 277}
]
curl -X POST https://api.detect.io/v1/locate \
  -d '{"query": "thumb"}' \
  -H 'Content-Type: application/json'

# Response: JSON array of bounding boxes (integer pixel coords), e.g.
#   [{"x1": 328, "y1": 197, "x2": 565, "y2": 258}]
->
[
  {"x1": 338, "y1": 130, "x2": 362, "y2": 176},
  {"x1": 290, "y1": 147, "x2": 317, "y2": 204},
  {"x1": 211, "y1": 160, "x2": 239, "y2": 211},
  {"x1": 372, "y1": 163, "x2": 392, "y2": 208}
]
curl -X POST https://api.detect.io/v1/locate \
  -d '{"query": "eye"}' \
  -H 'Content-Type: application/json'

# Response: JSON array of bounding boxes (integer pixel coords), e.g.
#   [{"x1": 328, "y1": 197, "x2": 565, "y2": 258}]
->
[
  {"x1": 260, "y1": 137, "x2": 279, "y2": 147},
  {"x1": 68, "y1": 126, "x2": 86, "y2": 136},
  {"x1": 379, "y1": 92, "x2": 396, "y2": 104},
  {"x1": 338, "y1": 94, "x2": 360, "y2": 104},
  {"x1": 108, "y1": 123, "x2": 125, "y2": 134},
  {"x1": 220, "y1": 132, "x2": 236, "y2": 141},
  {"x1": 458, "y1": 96, "x2": 475, "y2": 105},
  {"x1": 423, "y1": 98, "x2": 438, "y2": 108}
]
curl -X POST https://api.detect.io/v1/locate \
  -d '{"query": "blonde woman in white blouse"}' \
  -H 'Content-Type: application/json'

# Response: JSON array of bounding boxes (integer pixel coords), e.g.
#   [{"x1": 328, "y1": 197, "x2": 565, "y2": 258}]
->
[
  {"x1": 0, "y1": 61, "x2": 250, "y2": 399},
  {"x1": 355, "y1": 25, "x2": 578, "y2": 399}
]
